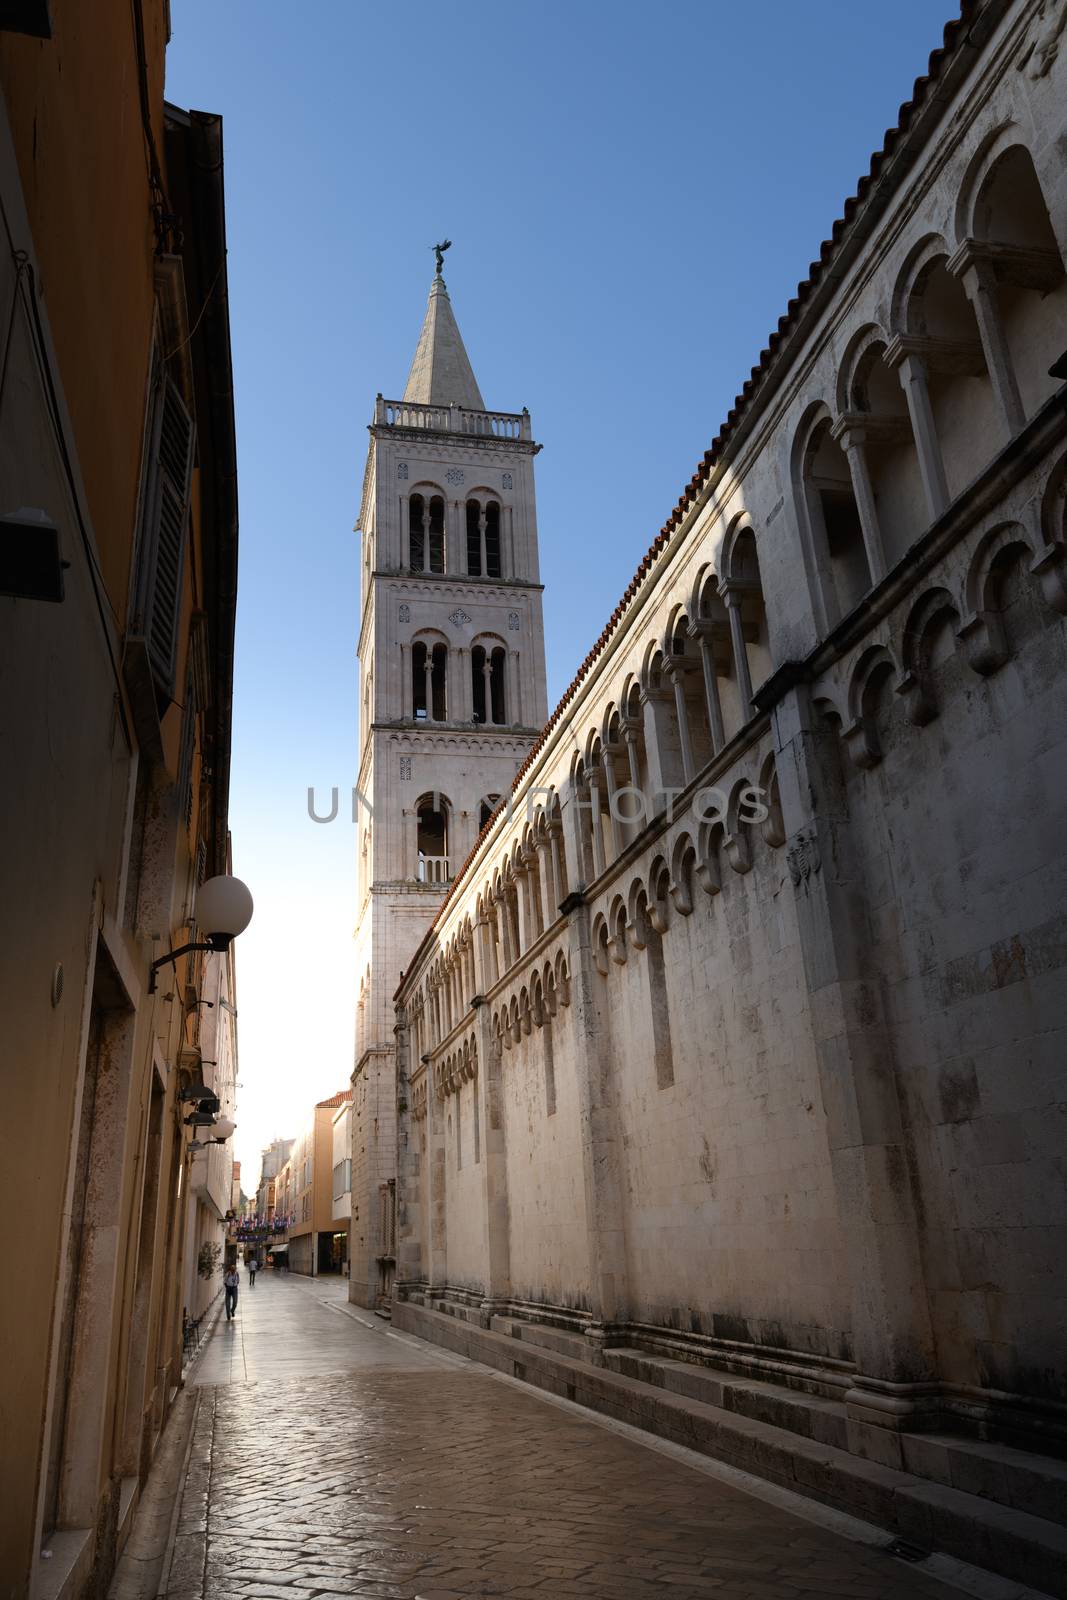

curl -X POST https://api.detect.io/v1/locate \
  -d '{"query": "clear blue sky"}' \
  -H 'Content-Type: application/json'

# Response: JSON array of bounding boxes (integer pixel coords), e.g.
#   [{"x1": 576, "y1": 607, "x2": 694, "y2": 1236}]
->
[{"x1": 165, "y1": 0, "x2": 952, "y2": 1185}]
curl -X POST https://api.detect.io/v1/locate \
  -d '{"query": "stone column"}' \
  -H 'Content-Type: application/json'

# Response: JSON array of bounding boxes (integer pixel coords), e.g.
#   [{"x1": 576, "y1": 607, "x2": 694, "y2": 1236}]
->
[
  {"x1": 399, "y1": 642, "x2": 411, "y2": 722},
  {"x1": 509, "y1": 651, "x2": 523, "y2": 725},
  {"x1": 720, "y1": 587, "x2": 754, "y2": 719},
  {"x1": 479, "y1": 506, "x2": 488, "y2": 580},
  {"x1": 394, "y1": 1011, "x2": 421, "y2": 1293},
  {"x1": 427, "y1": 1061, "x2": 448, "y2": 1291},
  {"x1": 886, "y1": 339, "x2": 949, "y2": 523},
  {"x1": 538, "y1": 836, "x2": 556, "y2": 930},
  {"x1": 474, "y1": 1000, "x2": 511, "y2": 1322},
  {"x1": 455, "y1": 647, "x2": 469, "y2": 723},
  {"x1": 496, "y1": 890, "x2": 513, "y2": 972},
  {"x1": 562, "y1": 895, "x2": 628, "y2": 1354},
  {"x1": 665, "y1": 663, "x2": 695, "y2": 786},
  {"x1": 830, "y1": 419, "x2": 888, "y2": 584},
  {"x1": 693, "y1": 625, "x2": 726, "y2": 754},
  {"x1": 600, "y1": 747, "x2": 621, "y2": 860},
  {"x1": 423, "y1": 657, "x2": 434, "y2": 722},
  {"x1": 588, "y1": 777, "x2": 606, "y2": 879},
  {"x1": 773, "y1": 681, "x2": 937, "y2": 1459},
  {"x1": 949, "y1": 244, "x2": 1024, "y2": 441},
  {"x1": 421, "y1": 502, "x2": 431, "y2": 574},
  {"x1": 640, "y1": 687, "x2": 683, "y2": 799},
  {"x1": 473, "y1": 915, "x2": 489, "y2": 997},
  {"x1": 549, "y1": 820, "x2": 567, "y2": 905},
  {"x1": 482, "y1": 656, "x2": 493, "y2": 724},
  {"x1": 512, "y1": 861, "x2": 529, "y2": 954}
]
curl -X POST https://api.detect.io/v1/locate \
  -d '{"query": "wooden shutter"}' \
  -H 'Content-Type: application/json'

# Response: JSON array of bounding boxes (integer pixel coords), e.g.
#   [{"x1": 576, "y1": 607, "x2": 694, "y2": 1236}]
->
[{"x1": 135, "y1": 373, "x2": 195, "y2": 694}]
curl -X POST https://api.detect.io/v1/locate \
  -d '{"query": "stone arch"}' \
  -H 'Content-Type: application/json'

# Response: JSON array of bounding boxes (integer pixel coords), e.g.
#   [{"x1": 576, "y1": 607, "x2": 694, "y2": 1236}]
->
[
  {"x1": 897, "y1": 585, "x2": 962, "y2": 725},
  {"x1": 410, "y1": 629, "x2": 449, "y2": 721},
  {"x1": 415, "y1": 791, "x2": 450, "y2": 882},
  {"x1": 607, "y1": 894, "x2": 628, "y2": 965},
  {"x1": 696, "y1": 816, "x2": 725, "y2": 897},
  {"x1": 669, "y1": 831, "x2": 696, "y2": 916},
  {"x1": 792, "y1": 400, "x2": 870, "y2": 631},
  {"x1": 408, "y1": 485, "x2": 446, "y2": 573},
  {"x1": 553, "y1": 949, "x2": 571, "y2": 1006},
  {"x1": 758, "y1": 750, "x2": 786, "y2": 848},
  {"x1": 591, "y1": 912, "x2": 610, "y2": 977},
  {"x1": 647, "y1": 853, "x2": 671, "y2": 934},
  {"x1": 845, "y1": 644, "x2": 901, "y2": 768},
  {"x1": 836, "y1": 321, "x2": 925, "y2": 565},
  {"x1": 723, "y1": 776, "x2": 757, "y2": 874},
  {"x1": 721, "y1": 516, "x2": 772, "y2": 706},
  {"x1": 894, "y1": 233, "x2": 998, "y2": 498},
  {"x1": 471, "y1": 632, "x2": 508, "y2": 725}
]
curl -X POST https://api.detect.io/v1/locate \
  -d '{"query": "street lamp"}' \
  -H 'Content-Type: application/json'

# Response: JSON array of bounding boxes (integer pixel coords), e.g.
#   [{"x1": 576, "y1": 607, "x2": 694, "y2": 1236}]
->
[{"x1": 148, "y1": 874, "x2": 254, "y2": 992}]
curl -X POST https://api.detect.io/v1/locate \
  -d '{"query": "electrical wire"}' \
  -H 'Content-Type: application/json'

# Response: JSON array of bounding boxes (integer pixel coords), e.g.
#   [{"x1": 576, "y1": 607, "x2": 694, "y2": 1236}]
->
[{"x1": 13, "y1": 244, "x2": 133, "y2": 747}]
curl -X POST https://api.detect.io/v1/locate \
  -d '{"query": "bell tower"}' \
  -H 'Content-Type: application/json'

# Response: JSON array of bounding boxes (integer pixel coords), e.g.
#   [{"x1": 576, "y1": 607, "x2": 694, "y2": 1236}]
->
[{"x1": 349, "y1": 256, "x2": 549, "y2": 1307}]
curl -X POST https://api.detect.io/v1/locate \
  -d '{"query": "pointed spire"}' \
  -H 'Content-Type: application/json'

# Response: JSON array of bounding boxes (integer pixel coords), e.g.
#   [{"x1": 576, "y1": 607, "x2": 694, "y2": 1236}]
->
[{"x1": 403, "y1": 273, "x2": 485, "y2": 411}]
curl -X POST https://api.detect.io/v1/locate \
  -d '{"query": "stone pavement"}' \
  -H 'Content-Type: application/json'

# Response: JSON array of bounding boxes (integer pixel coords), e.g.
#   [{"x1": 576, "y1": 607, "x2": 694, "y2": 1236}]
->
[{"x1": 165, "y1": 1271, "x2": 973, "y2": 1600}]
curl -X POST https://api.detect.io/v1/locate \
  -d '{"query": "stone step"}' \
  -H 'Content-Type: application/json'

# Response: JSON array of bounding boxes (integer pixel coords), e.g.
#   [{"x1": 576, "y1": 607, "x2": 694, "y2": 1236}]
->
[
  {"x1": 604, "y1": 1346, "x2": 850, "y2": 1450},
  {"x1": 430, "y1": 1297, "x2": 483, "y2": 1326},
  {"x1": 901, "y1": 1430, "x2": 1067, "y2": 1529},
  {"x1": 605, "y1": 1347, "x2": 1067, "y2": 1529},
  {"x1": 394, "y1": 1299, "x2": 1067, "y2": 1599},
  {"x1": 490, "y1": 1316, "x2": 593, "y2": 1362}
]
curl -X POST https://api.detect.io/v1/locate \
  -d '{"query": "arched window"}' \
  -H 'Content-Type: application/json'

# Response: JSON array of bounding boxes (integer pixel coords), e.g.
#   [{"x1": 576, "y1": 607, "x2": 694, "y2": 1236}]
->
[
  {"x1": 471, "y1": 643, "x2": 506, "y2": 723},
  {"x1": 721, "y1": 525, "x2": 772, "y2": 710},
  {"x1": 800, "y1": 416, "x2": 871, "y2": 624},
  {"x1": 465, "y1": 498, "x2": 502, "y2": 577},
  {"x1": 969, "y1": 143, "x2": 1067, "y2": 421},
  {"x1": 409, "y1": 493, "x2": 445, "y2": 573},
  {"x1": 839, "y1": 332, "x2": 925, "y2": 566},
  {"x1": 416, "y1": 794, "x2": 449, "y2": 883},
  {"x1": 903, "y1": 253, "x2": 995, "y2": 500},
  {"x1": 479, "y1": 794, "x2": 501, "y2": 831},
  {"x1": 412, "y1": 640, "x2": 447, "y2": 720}
]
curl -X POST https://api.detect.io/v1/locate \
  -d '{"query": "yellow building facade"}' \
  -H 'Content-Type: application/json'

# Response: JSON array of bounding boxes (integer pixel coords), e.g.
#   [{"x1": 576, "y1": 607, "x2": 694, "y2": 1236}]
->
[{"x1": 0, "y1": 6, "x2": 240, "y2": 1595}]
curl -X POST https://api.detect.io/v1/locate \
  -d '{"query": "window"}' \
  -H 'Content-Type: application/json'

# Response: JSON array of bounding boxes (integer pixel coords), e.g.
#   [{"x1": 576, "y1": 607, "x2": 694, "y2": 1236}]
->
[
  {"x1": 412, "y1": 640, "x2": 448, "y2": 720},
  {"x1": 409, "y1": 493, "x2": 445, "y2": 573},
  {"x1": 471, "y1": 644, "x2": 506, "y2": 724},
  {"x1": 416, "y1": 794, "x2": 449, "y2": 883},
  {"x1": 465, "y1": 498, "x2": 502, "y2": 577},
  {"x1": 131, "y1": 366, "x2": 196, "y2": 696}
]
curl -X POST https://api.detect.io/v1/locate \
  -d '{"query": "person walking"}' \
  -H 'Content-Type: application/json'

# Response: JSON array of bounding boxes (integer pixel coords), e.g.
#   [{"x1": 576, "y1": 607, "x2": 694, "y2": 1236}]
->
[
  {"x1": 223, "y1": 1262, "x2": 240, "y2": 1320},
  {"x1": 248, "y1": 1257, "x2": 258, "y2": 1287}
]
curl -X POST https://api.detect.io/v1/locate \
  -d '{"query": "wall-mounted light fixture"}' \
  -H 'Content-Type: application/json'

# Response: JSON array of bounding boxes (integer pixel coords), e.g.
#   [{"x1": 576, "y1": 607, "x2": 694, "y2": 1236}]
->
[{"x1": 148, "y1": 874, "x2": 253, "y2": 992}]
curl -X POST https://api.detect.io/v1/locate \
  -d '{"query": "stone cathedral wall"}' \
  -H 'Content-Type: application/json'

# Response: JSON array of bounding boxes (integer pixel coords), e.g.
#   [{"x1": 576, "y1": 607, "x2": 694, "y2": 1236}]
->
[{"x1": 394, "y1": 0, "x2": 1067, "y2": 1437}]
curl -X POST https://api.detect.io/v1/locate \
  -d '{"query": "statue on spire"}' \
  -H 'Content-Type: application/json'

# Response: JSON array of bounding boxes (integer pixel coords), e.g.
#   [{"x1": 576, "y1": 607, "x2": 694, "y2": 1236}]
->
[{"x1": 432, "y1": 239, "x2": 452, "y2": 276}]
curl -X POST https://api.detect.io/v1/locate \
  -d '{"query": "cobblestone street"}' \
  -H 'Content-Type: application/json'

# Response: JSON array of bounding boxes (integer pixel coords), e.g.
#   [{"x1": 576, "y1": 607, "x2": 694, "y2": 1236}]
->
[{"x1": 161, "y1": 1273, "x2": 977, "y2": 1600}]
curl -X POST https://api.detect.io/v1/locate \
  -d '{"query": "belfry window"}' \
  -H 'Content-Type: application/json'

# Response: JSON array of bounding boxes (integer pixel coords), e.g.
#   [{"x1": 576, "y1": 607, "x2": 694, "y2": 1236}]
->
[
  {"x1": 471, "y1": 644, "x2": 506, "y2": 724},
  {"x1": 409, "y1": 493, "x2": 445, "y2": 573},
  {"x1": 465, "y1": 498, "x2": 502, "y2": 578},
  {"x1": 412, "y1": 640, "x2": 447, "y2": 720},
  {"x1": 416, "y1": 794, "x2": 449, "y2": 884}
]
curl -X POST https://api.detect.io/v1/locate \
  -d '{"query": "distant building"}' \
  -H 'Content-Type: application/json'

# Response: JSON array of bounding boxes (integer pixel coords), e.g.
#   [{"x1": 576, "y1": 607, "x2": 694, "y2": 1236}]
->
[
  {"x1": 331, "y1": 1100, "x2": 353, "y2": 1276},
  {"x1": 285, "y1": 1092, "x2": 353, "y2": 1275}
]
